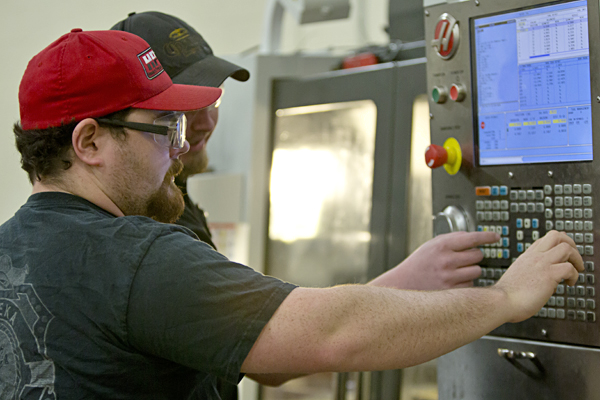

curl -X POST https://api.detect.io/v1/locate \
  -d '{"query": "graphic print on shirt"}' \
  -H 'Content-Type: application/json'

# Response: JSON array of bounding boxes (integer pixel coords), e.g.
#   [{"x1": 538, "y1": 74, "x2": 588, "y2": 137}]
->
[{"x1": 0, "y1": 254, "x2": 56, "y2": 400}]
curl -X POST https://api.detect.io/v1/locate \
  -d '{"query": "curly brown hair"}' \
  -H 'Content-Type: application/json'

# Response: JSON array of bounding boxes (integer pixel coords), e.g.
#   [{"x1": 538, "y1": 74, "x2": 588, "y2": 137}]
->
[{"x1": 14, "y1": 109, "x2": 132, "y2": 184}]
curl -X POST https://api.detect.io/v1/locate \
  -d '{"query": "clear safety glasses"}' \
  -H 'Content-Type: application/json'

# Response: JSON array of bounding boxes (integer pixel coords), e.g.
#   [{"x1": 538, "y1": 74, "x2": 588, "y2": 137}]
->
[{"x1": 97, "y1": 112, "x2": 187, "y2": 149}]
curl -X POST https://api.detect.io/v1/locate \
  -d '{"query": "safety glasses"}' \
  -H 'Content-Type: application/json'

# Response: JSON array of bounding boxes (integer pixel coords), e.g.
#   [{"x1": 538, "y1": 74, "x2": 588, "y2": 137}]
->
[{"x1": 97, "y1": 112, "x2": 187, "y2": 149}]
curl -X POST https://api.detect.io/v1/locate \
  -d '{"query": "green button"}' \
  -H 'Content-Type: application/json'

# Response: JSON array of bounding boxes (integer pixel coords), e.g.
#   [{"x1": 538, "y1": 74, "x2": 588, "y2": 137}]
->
[
  {"x1": 432, "y1": 88, "x2": 440, "y2": 103},
  {"x1": 431, "y1": 88, "x2": 440, "y2": 103}
]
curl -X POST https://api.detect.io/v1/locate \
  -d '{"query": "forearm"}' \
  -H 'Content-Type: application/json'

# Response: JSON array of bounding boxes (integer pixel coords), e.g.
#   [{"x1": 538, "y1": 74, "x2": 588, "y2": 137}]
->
[
  {"x1": 242, "y1": 285, "x2": 510, "y2": 374},
  {"x1": 242, "y1": 231, "x2": 582, "y2": 375},
  {"x1": 246, "y1": 373, "x2": 306, "y2": 387}
]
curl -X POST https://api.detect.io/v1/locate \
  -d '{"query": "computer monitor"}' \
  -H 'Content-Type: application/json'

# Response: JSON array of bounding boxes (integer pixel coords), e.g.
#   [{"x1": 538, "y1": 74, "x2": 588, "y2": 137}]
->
[{"x1": 471, "y1": 0, "x2": 592, "y2": 166}]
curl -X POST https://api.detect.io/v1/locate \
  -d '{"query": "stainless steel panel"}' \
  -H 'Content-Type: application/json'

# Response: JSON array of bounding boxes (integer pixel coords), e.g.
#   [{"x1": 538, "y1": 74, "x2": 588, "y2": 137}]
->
[{"x1": 438, "y1": 336, "x2": 600, "y2": 399}]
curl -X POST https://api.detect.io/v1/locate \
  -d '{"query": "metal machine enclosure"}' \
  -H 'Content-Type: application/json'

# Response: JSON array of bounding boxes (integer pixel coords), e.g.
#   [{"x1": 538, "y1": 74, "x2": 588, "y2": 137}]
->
[
  {"x1": 424, "y1": 0, "x2": 600, "y2": 398},
  {"x1": 263, "y1": 61, "x2": 431, "y2": 400}
]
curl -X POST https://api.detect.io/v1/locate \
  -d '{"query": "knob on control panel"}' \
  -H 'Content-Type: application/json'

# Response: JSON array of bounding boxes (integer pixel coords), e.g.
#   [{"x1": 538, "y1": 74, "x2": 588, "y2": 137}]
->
[{"x1": 433, "y1": 205, "x2": 470, "y2": 236}]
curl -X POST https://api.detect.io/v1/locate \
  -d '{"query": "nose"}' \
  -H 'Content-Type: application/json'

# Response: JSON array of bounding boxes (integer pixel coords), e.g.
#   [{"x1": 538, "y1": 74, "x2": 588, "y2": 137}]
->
[
  {"x1": 187, "y1": 108, "x2": 216, "y2": 133},
  {"x1": 170, "y1": 140, "x2": 190, "y2": 158}
]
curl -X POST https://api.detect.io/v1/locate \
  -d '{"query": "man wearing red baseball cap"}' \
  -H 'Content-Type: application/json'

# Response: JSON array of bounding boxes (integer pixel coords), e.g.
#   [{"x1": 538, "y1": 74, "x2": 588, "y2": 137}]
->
[{"x1": 3, "y1": 28, "x2": 584, "y2": 400}]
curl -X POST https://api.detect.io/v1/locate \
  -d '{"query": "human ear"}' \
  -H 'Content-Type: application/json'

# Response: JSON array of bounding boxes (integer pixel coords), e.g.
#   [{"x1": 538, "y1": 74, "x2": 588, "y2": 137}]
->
[{"x1": 71, "y1": 118, "x2": 106, "y2": 167}]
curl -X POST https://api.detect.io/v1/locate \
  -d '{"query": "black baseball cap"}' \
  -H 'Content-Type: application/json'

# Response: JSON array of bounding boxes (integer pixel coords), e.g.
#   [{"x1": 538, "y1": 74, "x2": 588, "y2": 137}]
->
[{"x1": 111, "y1": 11, "x2": 250, "y2": 88}]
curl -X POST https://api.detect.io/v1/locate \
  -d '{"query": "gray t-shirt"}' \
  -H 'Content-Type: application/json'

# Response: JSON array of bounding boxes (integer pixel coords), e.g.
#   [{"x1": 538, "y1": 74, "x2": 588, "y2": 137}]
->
[{"x1": 0, "y1": 192, "x2": 296, "y2": 399}]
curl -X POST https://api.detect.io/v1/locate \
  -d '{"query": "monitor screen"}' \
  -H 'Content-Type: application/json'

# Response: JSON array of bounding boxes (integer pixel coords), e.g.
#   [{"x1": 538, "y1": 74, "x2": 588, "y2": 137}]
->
[{"x1": 472, "y1": 0, "x2": 592, "y2": 166}]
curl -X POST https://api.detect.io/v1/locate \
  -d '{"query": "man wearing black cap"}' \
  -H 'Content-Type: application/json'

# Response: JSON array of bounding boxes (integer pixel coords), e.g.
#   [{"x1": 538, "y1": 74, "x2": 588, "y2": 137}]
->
[{"x1": 112, "y1": 12, "x2": 250, "y2": 252}]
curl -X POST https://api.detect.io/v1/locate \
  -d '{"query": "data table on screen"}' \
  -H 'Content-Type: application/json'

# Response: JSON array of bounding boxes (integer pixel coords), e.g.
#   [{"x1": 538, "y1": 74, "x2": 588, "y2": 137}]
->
[{"x1": 473, "y1": 0, "x2": 592, "y2": 166}]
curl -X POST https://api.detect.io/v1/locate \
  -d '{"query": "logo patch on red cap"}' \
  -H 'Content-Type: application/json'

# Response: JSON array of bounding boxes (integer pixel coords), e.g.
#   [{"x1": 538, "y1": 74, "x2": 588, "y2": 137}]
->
[{"x1": 137, "y1": 48, "x2": 164, "y2": 80}]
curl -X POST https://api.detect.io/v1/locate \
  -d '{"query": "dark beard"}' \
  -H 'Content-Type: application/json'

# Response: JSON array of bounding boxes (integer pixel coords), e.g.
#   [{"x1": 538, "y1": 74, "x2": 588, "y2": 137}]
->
[{"x1": 146, "y1": 160, "x2": 186, "y2": 223}]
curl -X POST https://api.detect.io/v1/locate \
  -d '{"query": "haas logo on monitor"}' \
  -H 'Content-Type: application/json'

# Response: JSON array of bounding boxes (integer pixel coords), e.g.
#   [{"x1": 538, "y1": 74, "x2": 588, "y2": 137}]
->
[
  {"x1": 432, "y1": 13, "x2": 460, "y2": 60},
  {"x1": 137, "y1": 48, "x2": 164, "y2": 80}
]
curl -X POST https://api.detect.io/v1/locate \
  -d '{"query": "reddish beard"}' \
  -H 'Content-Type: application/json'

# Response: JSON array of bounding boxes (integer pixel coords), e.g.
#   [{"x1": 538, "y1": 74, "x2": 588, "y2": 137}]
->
[{"x1": 145, "y1": 159, "x2": 186, "y2": 223}]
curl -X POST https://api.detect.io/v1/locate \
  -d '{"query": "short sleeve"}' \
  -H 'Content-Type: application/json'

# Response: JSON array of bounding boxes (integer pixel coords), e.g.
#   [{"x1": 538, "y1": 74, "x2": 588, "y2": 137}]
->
[{"x1": 127, "y1": 230, "x2": 297, "y2": 383}]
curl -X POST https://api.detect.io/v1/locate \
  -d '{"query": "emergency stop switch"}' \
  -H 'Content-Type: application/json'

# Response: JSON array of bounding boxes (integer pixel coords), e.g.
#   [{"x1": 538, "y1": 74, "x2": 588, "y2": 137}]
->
[{"x1": 425, "y1": 137, "x2": 462, "y2": 175}]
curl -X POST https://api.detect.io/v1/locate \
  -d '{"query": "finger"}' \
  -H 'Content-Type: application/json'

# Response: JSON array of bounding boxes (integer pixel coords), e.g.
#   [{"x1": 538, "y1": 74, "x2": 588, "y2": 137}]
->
[
  {"x1": 446, "y1": 265, "x2": 482, "y2": 285},
  {"x1": 544, "y1": 242, "x2": 584, "y2": 272},
  {"x1": 533, "y1": 230, "x2": 577, "y2": 253},
  {"x1": 440, "y1": 231, "x2": 500, "y2": 251},
  {"x1": 553, "y1": 262, "x2": 581, "y2": 287},
  {"x1": 449, "y1": 280, "x2": 475, "y2": 289},
  {"x1": 444, "y1": 248, "x2": 485, "y2": 268}
]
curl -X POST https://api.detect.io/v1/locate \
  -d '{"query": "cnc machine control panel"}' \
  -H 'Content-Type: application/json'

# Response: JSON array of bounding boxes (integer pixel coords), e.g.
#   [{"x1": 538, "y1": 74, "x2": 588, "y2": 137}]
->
[{"x1": 425, "y1": 0, "x2": 600, "y2": 346}]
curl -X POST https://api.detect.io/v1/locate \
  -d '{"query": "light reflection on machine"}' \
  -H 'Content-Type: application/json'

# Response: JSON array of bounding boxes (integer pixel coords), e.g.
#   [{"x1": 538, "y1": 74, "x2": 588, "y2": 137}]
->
[
  {"x1": 268, "y1": 101, "x2": 376, "y2": 287},
  {"x1": 424, "y1": 0, "x2": 600, "y2": 398}
]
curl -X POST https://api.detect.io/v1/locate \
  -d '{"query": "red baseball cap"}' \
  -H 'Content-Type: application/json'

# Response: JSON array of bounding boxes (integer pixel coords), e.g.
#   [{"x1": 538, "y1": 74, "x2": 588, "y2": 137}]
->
[{"x1": 18, "y1": 28, "x2": 222, "y2": 130}]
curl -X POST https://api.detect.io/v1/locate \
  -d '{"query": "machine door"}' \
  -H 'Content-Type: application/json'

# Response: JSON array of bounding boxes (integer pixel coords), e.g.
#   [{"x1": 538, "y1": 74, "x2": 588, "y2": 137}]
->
[{"x1": 263, "y1": 61, "x2": 428, "y2": 400}]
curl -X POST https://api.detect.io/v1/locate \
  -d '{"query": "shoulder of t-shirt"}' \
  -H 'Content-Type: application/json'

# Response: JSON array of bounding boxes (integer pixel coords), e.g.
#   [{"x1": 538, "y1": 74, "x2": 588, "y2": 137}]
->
[{"x1": 117, "y1": 215, "x2": 200, "y2": 240}]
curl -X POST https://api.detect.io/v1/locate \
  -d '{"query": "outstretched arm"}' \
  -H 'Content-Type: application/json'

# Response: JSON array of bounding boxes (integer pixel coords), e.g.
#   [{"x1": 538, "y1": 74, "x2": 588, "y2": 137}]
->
[
  {"x1": 241, "y1": 231, "x2": 582, "y2": 375},
  {"x1": 369, "y1": 231, "x2": 499, "y2": 290}
]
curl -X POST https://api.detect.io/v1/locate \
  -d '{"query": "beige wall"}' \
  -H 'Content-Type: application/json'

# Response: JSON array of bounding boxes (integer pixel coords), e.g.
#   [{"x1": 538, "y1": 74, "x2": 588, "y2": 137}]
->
[{"x1": 0, "y1": 0, "x2": 387, "y2": 223}]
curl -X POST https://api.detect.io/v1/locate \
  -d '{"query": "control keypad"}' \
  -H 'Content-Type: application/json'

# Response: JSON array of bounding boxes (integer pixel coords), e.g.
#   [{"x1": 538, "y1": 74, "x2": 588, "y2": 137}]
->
[{"x1": 475, "y1": 183, "x2": 595, "y2": 323}]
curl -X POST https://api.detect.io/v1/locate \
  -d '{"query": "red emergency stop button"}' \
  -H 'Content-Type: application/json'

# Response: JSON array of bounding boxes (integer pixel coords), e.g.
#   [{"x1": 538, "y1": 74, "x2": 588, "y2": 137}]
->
[
  {"x1": 425, "y1": 137, "x2": 462, "y2": 175},
  {"x1": 425, "y1": 144, "x2": 448, "y2": 169}
]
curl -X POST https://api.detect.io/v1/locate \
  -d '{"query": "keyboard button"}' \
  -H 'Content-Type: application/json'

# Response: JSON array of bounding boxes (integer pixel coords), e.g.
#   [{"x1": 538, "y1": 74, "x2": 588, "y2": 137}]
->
[
  {"x1": 564, "y1": 184, "x2": 573, "y2": 195},
  {"x1": 555, "y1": 197, "x2": 564, "y2": 207},
  {"x1": 527, "y1": 190, "x2": 535, "y2": 201},
  {"x1": 555, "y1": 209, "x2": 564, "y2": 219},
  {"x1": 535, "y1": 190, "x2": 544, "y2": 200},
  {"x1": 585, "y1": 261, "x2": 595, "y2": 272},
  {"x1": 564, "y1": 197, "x2": 573, "y2": 207},
  {"x1": 564, "y1": 209, "x2": 573, "y2": 219}
]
